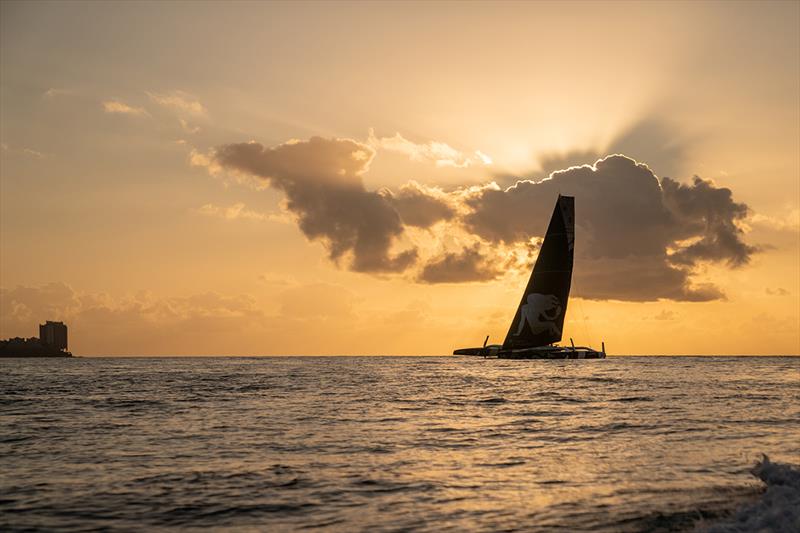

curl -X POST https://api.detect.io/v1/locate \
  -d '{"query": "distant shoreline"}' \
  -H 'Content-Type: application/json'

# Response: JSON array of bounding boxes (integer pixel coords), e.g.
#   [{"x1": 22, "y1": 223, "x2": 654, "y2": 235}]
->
[{"x1": 0, "y1": 353, "x2": 73, "y2": 358}]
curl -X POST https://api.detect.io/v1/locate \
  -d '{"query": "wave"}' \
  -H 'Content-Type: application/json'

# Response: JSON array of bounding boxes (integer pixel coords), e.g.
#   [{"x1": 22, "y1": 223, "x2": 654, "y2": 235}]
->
[{"x1": 704, "y1": 456, "x2": 800, "y2": 532}]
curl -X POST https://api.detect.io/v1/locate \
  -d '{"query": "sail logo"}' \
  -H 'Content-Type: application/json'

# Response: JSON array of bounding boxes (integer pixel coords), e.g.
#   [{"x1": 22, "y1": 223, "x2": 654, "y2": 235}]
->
[{"x1": 514, "y1": 293, "x2": 562, "y2": 337}]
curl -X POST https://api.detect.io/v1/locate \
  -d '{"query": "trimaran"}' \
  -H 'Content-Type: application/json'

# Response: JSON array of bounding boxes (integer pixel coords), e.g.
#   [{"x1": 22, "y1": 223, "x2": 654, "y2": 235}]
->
[{"x1": 454, "y1": 195, "x2": 606, "y2": 359}]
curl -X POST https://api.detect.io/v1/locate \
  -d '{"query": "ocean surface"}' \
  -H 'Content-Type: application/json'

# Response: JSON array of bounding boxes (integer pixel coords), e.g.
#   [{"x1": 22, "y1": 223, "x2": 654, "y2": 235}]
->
[{"x1": 1, "y1": 356, "x2": 798, "y2": 532}]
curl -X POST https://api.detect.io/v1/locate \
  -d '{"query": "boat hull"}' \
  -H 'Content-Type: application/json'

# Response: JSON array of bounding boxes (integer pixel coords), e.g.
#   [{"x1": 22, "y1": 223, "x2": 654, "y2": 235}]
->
[
  {"x1": 453, "y1": 345, "x2": 605, "y2": 359},
  {"x1": 499, "y1": 348, "x2": 605, "y2": 359}
]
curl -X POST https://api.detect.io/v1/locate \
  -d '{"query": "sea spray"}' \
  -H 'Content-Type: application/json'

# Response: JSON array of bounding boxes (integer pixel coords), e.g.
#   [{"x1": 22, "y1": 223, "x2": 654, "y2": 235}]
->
[{"x1": 704, "y1": 456, "x2": 800, "y2": 533}]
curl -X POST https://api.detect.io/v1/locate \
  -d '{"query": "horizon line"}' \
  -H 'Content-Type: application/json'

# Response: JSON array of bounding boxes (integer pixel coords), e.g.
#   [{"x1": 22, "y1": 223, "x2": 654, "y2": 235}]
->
[{"x1": 21, "y1": 354, "x2": 800, "y2": 358}]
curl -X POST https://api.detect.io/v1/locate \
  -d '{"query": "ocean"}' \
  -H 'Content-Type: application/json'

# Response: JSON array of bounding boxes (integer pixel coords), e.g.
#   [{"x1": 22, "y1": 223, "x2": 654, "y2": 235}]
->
[{"x1": 1, "y1": 356, "x2": 798, "y2": 532}]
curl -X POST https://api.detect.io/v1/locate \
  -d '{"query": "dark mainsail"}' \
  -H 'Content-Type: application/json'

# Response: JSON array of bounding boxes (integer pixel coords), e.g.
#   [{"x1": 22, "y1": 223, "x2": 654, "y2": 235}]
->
[{"x1": 502, "y1": 195, "x2": 575, "y2": 349}]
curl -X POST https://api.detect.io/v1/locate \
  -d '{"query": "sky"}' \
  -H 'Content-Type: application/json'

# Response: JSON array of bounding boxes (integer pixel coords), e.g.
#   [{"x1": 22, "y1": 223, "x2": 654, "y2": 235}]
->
[{"x1": 1, "y1": 1, "x2": 798, "y2": 355}]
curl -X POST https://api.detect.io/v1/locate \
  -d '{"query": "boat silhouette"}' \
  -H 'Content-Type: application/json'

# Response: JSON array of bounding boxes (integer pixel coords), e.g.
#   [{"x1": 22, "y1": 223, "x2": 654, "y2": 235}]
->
[{"x1": 454, "y1": 195, "x2": 606, "y2": 359}]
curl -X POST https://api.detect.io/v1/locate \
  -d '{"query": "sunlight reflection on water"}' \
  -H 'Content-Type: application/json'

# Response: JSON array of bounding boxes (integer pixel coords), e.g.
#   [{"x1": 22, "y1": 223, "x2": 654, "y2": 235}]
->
[{"x1": 1, "y1": 356, "x2": 798, "y2": 531}]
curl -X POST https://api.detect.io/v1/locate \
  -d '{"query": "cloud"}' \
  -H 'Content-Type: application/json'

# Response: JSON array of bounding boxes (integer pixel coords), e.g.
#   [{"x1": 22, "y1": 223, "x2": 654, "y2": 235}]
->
[
  {"x1": 653, "y1": 309, "x2": 677, "y2": 321},
  {"x1": 750, "y1": 209, "x2": 800, "y2": 233},
  {"x1": 189, "y1": 148, "x2": 220, "y2": 173},
  {"x1": 661, "y1": 176, "x2": 757, "y2": 267},
  {"x1": 0, "y1": 282, "x2": 81, "y2": 331},
  {"x1": 381, "y1": 181, "x2": 456, "y2": 228},
  {"x1": 0, "y1": 144, "x2": 51, "y2": 159},
  {"x1": 465, "y1": 156, "x2": 670, "y2": 251},
  {"x1": 195, "y1": 202, "x2": 291, "y2": 223},
  {"x1": 197, "y1": 132, "x2": 758, "y2": 302},
  {"x1": 179, "y1": 118, "x2": 201, "y2": 134},
  {"x1": 368, "y1": 129, "x2": 492, "y2": 168},
  {"x1": 1, "y1": 283, "x2": 264, "y2": 354},
  {"x1": 1, "y1": 283, "x2": 260, "y2": 329},
  {"x1": 102, "y1": 100, "x2": 149, "y2": 117},
  {"x1": 417, "y1": 244, "x2": 502, "y2": 283},
  {"x1": 43, "y1": 88, "x2": 71, "y2": 99},
  {"x1": 22, "y1": 148, "x2": 51, "y2": 159},
  {"x1": 766, "y1": 287, "x2": 790, "y2": 296},
  {"x1": 258, "y1": 273, "x2": 297, "y2": 287},
  {"x1": 213, "y1": 137, "x2": 417, "y2": 273},
  {"x1": 462, "y1": 155, "x2": 757, "y2": 301},
  {"x1": 572, "y1": 256, "x2": 725, "y2": 302},
  {"x1": 146, "y1": 90, "x2": 207, "y2": 116}
]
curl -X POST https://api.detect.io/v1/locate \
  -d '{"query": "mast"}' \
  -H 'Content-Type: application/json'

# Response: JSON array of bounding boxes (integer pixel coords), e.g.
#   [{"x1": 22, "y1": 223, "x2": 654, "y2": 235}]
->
[{"x1": 502, "y1": 195, "x2": 575, "y2": 349}]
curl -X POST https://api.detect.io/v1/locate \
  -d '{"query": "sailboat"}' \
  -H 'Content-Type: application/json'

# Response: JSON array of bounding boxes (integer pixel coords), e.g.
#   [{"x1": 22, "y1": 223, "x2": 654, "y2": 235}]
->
[{"x1": 453, "y1": 195, "x2": 606, "y2": 359}]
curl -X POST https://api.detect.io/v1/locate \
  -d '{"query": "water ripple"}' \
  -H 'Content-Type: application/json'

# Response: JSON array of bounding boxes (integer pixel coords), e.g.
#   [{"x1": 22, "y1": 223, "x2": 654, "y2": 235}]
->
[{"x1": 1, "y1": 356, "x2": 798, "y2": 531}]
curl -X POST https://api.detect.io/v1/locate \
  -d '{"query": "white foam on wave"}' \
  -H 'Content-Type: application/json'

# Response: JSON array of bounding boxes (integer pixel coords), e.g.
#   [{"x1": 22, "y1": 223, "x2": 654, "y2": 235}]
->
[{"x1": 704, "y1": 455, "x2": 800, "y2": 533}]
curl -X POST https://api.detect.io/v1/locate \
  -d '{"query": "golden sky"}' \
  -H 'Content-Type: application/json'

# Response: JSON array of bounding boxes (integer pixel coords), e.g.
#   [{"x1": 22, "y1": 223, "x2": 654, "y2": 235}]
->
[{"x1": 1, "y1": 1, "x2": 798, "y2": 355}]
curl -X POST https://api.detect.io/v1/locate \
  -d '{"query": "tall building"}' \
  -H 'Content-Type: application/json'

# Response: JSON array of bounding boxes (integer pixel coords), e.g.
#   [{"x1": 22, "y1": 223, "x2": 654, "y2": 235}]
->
[{"x1": 39, "y1": 321, "x2": 68, "y2": 350}]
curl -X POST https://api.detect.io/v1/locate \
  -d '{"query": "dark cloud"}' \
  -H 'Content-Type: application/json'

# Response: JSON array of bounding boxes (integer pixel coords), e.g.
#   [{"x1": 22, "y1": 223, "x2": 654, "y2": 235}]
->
[
  {"x1": 661, "y1": 176, "x2": 756, "y2": 267},
  {"x1": 417, "y1": 244, "x2": 501, "y2": 284},
  {"x1": 381, "y1": 182, "x2": 455, "y2": 228},
  {"x1": 462, "y1": 155, "x2": 757, "y2": 301},
  {"x1": 570, "y1": 256, "x2": 725, "y2": 302},
  {"x1": 214, "y1": 137, "x2": 416, "y2": 273},
  {"x1": 465, "y1": 156, "x2": 670, "y2": 257},
  {"x1": 207, "y1": 135, "x2": 757, "y2": 302}
]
